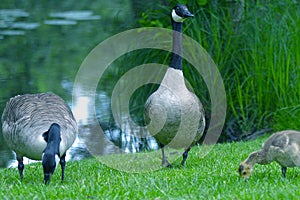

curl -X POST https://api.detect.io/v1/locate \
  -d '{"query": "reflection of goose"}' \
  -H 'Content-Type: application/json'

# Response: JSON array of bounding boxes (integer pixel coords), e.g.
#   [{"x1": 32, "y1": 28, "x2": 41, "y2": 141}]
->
[
  {"x1": 239, "y1": 130, "x2": 300, "y2": 178},
  {"x1": 1, "y1": 93, "x2": 78, "y2": 184},
  {"x1": 144, "y1": 5, "x2": 205, "y2": 167}
]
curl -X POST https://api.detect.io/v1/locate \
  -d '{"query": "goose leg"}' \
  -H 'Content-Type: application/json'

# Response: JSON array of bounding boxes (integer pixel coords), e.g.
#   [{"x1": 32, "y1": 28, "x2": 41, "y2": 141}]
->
[
  {"x1": 181, "y1": 146, "x2": 191, "y2": 166},
  {"x1": 16, "y1": 155, "x2": 24, "y2": 179},
  {"x1": 60, "y1": 153, "x2": 66, "y2": 181},
  {"x1": 281, "y1": 166, "x2": 287, "y2": 178},
  {"x1": 160, "y1": 144, "x2": 172, "y2": 168}
]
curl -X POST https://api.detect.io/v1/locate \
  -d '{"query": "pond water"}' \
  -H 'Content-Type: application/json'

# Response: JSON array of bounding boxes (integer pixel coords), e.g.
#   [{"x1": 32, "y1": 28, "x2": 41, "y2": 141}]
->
[{"x1": 0, "y1": 1, "x2": 158, "y2": 168}]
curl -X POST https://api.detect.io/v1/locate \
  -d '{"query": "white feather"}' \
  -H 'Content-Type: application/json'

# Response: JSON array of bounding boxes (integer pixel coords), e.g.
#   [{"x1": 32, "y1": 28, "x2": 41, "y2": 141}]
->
[
  {"x1": 172, "y1": 9, "x2": 184, "y2": 23},
  {"x1": 55, "y1": 154, "x2": 60, "y2": 168}
]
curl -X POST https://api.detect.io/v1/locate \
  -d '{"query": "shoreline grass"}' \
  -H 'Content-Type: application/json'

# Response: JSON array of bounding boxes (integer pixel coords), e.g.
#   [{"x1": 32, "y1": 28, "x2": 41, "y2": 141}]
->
[
  {"x1": 2, "y1": 135, "x2": 300, "y2": 199},
  {"x1": 189, "y1": 1, "x2": 300, "y2": 140}
]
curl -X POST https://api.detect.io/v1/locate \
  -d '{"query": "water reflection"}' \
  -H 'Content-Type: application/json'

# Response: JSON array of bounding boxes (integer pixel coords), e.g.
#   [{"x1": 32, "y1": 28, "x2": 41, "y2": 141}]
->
[
  {"x1": 45, "y1": 11, "x2": 100, "y2": 26},
  {"x1": 0, "y1": 9, "x2": 29, "y2": 18},
  {"x1": 0, "y1": 9, "x2": 36, "y2": 37},
  {"x1": 73, "y1": 87, "x2": 157, "y2": 156},
  {"x1": 73, "y1": 87, "x2": 122, "y2": 156},
  {"x1": 0, "y1": 9, "x2": 101, "y2": 37},
  {"x1": 0, "y1": 30, "x2": 25, "y2": 35},
  {"x1": 44, "y1": 20, "x2": 77, "y2": 26},
  {"x1": 10, "y1": 22, "x2": 39, "y2": 30},
  {"x1": 49, "y1": 11, "x2": 101, "y2": 21}
]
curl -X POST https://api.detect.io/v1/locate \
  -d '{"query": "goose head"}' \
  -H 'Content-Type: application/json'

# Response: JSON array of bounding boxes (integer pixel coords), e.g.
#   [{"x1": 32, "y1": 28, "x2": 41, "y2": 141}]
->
[
  {"x1": 238, "y1": 162, "x2": 254, "y2": 179},
  {"x1": 42, "y1": 152, "x2": 60, "y2": 184},
  {"x1": 171, "y1": 4, "x2": 194, "y2": 23},
  {"x1": 42, "y1": 123, "x2": 61, "y2": 184}
]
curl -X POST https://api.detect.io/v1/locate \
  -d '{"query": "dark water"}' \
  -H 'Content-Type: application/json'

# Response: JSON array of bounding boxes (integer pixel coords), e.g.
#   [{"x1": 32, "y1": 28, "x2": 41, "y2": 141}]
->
[{"x1": 0, "y1": 1, "x2": 157, "y2": 168}]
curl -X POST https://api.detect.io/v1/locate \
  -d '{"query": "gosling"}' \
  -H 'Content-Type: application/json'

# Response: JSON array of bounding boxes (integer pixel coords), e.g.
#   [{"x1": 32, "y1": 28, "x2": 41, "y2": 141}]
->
[{"x1": 239, "y1": 130, "x2": 300, "y2": 178}]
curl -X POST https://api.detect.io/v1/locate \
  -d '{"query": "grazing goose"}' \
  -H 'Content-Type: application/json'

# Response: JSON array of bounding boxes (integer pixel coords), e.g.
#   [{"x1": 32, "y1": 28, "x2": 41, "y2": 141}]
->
[
  {"x1": 239, "y1": 130, "x2": 300, "y2": 178},
  {"x1": 144, "y1": 4, "x2": 205, "y2": 167},
  {"x1": 1, "y1": 93, "x2": 78, "y2": 184}
]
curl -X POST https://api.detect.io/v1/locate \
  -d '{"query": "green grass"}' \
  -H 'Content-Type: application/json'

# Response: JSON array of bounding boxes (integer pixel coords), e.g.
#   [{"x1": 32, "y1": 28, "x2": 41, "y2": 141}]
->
[{"x1": 2, "y1": 135, "x2": 300, "y2": 199}]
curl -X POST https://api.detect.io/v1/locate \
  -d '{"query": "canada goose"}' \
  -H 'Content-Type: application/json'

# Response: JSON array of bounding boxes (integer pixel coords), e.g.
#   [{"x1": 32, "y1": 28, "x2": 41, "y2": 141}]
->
[
  {"x1": 1, "y1": 93, "x2": 78, "y2": 184},
  {"x1": 239, "y1": 130, "x2": 300, "y2": 178},
  {"x1": 144, "y1": 5, "x2": 205, "y2": 167}
]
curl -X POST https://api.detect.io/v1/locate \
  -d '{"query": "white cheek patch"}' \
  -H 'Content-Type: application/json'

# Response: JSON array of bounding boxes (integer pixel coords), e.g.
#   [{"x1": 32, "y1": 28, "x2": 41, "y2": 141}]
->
[
  {"x1": 55, "y1": 154, "x2": 60, "y2": 168},
  {"x1": 172, "y1": 9, "x2": 185, "y2": 23}
]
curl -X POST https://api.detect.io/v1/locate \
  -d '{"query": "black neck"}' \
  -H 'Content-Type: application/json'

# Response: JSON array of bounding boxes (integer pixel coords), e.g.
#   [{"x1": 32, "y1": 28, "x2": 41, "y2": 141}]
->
[
  {"x1": 169, "y1": 19, "x2": 183, "y2": 70},
  {"x1": 43, "y1": 123, "x2": 61, "y2": 155}
]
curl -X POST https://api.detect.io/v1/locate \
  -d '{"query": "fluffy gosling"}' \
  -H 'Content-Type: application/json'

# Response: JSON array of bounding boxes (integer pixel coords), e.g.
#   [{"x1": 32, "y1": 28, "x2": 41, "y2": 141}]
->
[{"x1": 239, "y1": 130, "x2": 300, "y2": 178}]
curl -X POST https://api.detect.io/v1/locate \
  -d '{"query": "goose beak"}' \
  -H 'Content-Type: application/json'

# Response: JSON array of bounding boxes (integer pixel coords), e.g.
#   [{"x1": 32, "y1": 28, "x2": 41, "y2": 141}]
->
[
  {"x1": 184, "y1": 12, "x2": 194, "y2": 18},
  {"x1": 44, "y1": 173, "x2": 52, "y2": 184},
  {"x1": 238, "y1": 163, "x2": 252, "y2": 179}
]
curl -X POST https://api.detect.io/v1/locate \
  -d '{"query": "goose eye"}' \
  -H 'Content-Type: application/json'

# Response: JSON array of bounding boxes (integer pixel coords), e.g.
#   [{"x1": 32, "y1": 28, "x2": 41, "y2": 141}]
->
[{"x1": 243, "y1": 172, "x2": 247, "y2": 175}]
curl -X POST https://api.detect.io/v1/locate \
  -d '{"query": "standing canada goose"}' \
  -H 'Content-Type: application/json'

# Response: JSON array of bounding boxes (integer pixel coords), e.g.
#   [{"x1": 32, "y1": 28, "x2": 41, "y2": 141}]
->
[
  {"x1": 144, "y1": 4, "x2": 205, "y2": 167},
  {"x1": 1, "y1": 93, "x2": 78, "y2": 184},
  {"x1": 239, "y1": 130, "x2": 300, "y2": 179}
]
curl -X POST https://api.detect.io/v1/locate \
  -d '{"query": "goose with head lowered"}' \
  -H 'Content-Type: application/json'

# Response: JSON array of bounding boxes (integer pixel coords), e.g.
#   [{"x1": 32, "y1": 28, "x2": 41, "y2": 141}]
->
[
  {"x1": 1, "y1": 92, "x2": 78, "y2": 184},
  {"x1": 144, "y1": 4, "x2": 205, "y2": 167},
  {"x1": 239, "y1": 130, "x2": 300, "y2": 179}
]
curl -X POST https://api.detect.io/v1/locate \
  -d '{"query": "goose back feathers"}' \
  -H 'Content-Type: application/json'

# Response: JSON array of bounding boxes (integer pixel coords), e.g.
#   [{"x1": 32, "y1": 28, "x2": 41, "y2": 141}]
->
[{"x1": 2, "y1": 93, "x2": 77, "y2": 160}]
